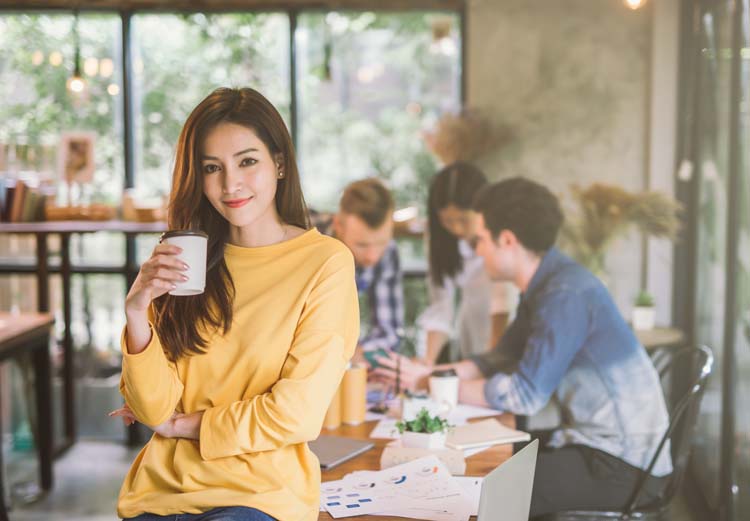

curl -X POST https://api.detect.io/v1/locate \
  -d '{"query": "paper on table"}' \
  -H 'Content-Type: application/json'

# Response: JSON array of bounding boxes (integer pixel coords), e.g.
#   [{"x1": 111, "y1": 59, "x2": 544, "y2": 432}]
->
[
  {"x1": 369, "y1": 404, "x2": 504, "y2": 441},
  {"x1": 368, "y1": 402, "x2": 498, "y2": 431},
  {"x1": 369, "y1": 418, "x2": 401, "y2": 439},
  {"x1": 323, "y1": 469, "x2": 481, "y2": 517},
  {"x1": 365, "y1": 409, "x2": 388, "y2": 422},
  {"x1": 463, "y1": 445, "x2": 491, "y2": 458},
  {"x1": 454, "y1": 476, "x2": 483, "y2": 516},
  {"x1": 446, "y1": 403, "x2": 501, "y2": 424},
  {"x1": 446, "y1": 418, "x2": 530, "y2": 450},
  {"x1": 320, "y1": 455, "x2": 472, "y2": 520}
]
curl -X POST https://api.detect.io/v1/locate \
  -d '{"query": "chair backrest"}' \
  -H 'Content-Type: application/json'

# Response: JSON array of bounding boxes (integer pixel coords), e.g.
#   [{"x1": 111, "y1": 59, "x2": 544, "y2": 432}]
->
[{"x1": 623, "y1": 344, "x2": 713, "y2": 515}]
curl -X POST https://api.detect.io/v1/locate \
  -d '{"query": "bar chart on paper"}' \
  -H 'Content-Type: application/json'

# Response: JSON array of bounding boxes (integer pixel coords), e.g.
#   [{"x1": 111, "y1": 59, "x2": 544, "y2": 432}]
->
[{"x1": 320, "y1": 455, "x2": 473, "y2": 520}]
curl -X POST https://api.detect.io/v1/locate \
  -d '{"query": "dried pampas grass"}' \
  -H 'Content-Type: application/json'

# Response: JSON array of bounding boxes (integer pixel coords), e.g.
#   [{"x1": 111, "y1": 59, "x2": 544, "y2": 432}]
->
[
  {"x1": 560, "y1": 183, "x2": 682, "y2": 274},
  {"x1": 423, "y1": 109, "x2": 512, "y2": 165}
]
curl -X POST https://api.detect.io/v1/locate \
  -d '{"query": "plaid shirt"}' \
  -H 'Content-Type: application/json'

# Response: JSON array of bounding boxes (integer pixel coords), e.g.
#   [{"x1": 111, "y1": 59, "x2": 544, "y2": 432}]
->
[{"x1": 311, "y1": 211, "x2": 404, "y2": 352}]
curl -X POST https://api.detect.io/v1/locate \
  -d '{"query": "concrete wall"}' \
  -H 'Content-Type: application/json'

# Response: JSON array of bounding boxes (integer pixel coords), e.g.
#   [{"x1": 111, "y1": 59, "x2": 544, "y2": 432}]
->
[{"x1": 466, "y1": 0, "x2": 679, "y2": 320}]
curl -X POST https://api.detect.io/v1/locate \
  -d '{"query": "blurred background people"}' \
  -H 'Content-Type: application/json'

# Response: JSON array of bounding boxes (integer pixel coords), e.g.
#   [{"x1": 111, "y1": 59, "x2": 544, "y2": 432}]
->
[
  {"x1": 313, "y1": 178, "x2": 404, "y2": 363},
  {"x1": 418, "y1": 162, "x2": 516, "y2": 364}
]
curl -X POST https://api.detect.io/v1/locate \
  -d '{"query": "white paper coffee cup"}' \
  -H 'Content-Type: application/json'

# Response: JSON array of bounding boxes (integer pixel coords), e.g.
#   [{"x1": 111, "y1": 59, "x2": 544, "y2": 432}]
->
[
  {"x1": 160, "y1": 230, "x2": 208, "y2": 296},
  {"x1": 429, "y1": 374, "x2": 460, "y2": 414}
]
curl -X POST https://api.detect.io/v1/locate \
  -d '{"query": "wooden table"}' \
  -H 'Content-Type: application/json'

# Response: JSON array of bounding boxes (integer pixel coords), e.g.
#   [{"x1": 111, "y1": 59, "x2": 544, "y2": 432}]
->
[
  {"x1": 635, "y1": 327, "x2": 686, "y2": 351},
  {"x1": 0, "y1": 312, "x2": 54, "y2": 521},
  {"x1": 317, "y1": 413, "x2": 515, "y2": 521}
]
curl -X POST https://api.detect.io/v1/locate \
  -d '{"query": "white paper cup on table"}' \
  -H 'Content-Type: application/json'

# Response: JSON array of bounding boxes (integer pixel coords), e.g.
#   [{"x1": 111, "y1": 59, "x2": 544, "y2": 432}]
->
[
  {"x1": 160, "y1": 230, "x2": 208, "y2": 296},
  {"x1": 429, "y1": 368, "x2": 460, "y2": 415}
]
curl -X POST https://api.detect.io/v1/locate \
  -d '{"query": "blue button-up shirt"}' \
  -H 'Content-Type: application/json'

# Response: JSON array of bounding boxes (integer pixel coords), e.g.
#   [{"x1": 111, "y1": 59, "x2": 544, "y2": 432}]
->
[{"x1": 472, "y1": 248, "x2": 672, "y2": 476}]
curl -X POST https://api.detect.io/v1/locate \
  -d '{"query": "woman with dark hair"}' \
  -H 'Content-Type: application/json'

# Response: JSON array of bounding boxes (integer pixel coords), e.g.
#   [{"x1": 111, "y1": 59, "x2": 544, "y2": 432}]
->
[
  {"x1": 109, "y1": 87, "x2": 359, "y2": 521},
  {"x1": 417, "y1": 162, "x2": 516, "y2": 364}
]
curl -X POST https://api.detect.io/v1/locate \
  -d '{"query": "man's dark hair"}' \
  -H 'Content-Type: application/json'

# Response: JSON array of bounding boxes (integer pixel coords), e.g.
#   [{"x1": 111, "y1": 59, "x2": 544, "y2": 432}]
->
[{"x1": 472, "y1": 177, "x2": 564, "y2": 253}]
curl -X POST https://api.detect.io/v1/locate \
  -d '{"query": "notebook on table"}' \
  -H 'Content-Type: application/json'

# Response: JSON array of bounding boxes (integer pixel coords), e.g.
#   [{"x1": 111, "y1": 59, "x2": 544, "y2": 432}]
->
[
  {"x1": 446, "y1": 418, "x2": 530, "y2": 450},
  {"x1": 309, "y1": 435, "x2": 374, "y2": 470}
]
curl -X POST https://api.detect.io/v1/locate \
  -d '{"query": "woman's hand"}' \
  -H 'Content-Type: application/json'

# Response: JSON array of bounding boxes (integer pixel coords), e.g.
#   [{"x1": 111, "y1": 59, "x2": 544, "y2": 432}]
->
[
  {"x1": 124, "y1": 243, "x2": 188, "y2": 317},
  {"x1": 109, "y1": 403, "x2": 138, "y2": 426},
  {"x1": 370, "y1": 352, "x2": 433, "y2": 392},
  {"x1": 108, "y1": 404, "x2": 203, "y2": 440},
  {"x1": 124, "y1": 242, "x2": 189, "y2": 353}
]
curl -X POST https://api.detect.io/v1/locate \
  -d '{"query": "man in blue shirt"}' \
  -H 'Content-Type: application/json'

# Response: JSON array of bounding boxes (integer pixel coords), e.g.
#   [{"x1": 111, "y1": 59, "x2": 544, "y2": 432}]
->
[{"x1": 375, "y1": 177, "x2": 671, "y2": 517}]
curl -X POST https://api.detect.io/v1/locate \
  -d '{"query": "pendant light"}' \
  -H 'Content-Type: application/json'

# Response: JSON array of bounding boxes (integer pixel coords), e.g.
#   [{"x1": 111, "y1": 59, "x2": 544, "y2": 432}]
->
[
  {"x1": 624, "y1": 0, "x2": 647, "y2": 10},
  {"x1": 66, "y1": 10, "x2": 87, "y2": 95}
]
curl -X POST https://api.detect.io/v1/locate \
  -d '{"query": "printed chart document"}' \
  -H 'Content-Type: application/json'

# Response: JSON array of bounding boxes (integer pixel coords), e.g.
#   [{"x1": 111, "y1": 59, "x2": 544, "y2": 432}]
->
[
  {"x1": 454, "y1": 476, "x2": 483, "y2": 516},
  {"x1": 320, "y1": 455, "x2": 473, "y2": 520}
]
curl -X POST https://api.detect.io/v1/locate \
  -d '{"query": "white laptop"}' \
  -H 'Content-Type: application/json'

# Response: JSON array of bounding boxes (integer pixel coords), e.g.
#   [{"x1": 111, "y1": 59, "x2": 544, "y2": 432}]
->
[{"x1": 477, "y1": 439, "x2": 539, "y2": 521}]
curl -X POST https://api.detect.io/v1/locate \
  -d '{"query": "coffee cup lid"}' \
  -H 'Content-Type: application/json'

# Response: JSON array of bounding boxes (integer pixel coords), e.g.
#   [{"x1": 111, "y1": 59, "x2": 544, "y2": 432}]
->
[
  {"x1": 430, "y1": 368, "x2": 458, "y2": 378},
  {"x1": 160, "y1": 230, "x2": 208, "y2": 241}
]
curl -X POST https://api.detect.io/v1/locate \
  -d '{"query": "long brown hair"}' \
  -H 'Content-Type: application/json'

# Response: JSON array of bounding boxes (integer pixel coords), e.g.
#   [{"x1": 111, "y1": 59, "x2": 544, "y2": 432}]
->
[{"x1": 153, "y1": 87, "x2": 310, "y2": 361}]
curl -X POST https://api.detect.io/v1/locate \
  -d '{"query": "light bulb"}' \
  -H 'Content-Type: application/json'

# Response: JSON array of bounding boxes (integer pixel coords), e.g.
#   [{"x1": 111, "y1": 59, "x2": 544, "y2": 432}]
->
[
  {"x1": 31, "y1": 50, "x2": 44, "y2": 66},
  {"x1": 99, "y1": 58, "x2": 114, "y2": 78},
  {"x1": 49, "y1": 51, "x2": 63, "y2": 66},
  {"x1": 67, "y1": 75, "x2": 86, "y2": 93},
  {"x1": 84, "y1": 57, "x2": 99, "y2": 77},
  {"x1": 624, "y1": 0, "x2": 646, "y2": 10}
]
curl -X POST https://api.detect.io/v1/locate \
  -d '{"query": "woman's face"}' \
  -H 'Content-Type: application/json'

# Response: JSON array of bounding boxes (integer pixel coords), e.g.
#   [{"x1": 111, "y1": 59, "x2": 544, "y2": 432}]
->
[
  {"x1": 201, "y1": 122, "x2": 282, "y2": 231},
  {"x1": 437, "y1": 204, "x2": 476, "y2": 240}
]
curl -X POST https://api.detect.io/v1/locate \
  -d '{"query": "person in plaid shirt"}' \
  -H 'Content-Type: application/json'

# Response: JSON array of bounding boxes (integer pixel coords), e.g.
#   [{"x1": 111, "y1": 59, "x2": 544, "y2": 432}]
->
[{"x1": 311, "y1": 178, "x2": 404, "y2": 361}]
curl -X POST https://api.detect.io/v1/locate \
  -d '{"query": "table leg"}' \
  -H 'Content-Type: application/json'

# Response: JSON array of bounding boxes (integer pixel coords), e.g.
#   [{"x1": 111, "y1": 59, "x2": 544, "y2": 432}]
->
[
  {"x1": 0, "y1": 368, "x2": 9, "y2": 521},
  {"x1": 60, "y1": 234, "x2": 75, "y2": 444},
  {"x1": 125, "y1": 233, "x2": 147, "y2": 447},
  {"x1": 35, "y1": 233, "x2": 48, "y2": 313},
  {"x1": 32, "y1": 335, "x2": 52, "y2": 491}
]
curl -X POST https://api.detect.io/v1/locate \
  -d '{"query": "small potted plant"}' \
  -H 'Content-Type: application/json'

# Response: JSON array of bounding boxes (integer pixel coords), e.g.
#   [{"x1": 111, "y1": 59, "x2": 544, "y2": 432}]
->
[
  {"x1": 395, "y1": 407, "x2": 451, "y2": 449},
  {"x1": 632, "y1": 289, "x2": 656, "y2": 330}
]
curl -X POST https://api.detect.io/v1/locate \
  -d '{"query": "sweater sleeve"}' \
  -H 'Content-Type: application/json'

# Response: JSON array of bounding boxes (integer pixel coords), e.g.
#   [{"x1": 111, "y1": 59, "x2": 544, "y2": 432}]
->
[
  {"x1": 119, "y1": 315, "x2": 184, "y2": 427},
  {"x1": 199, "y1": 249, "x2": 359, "y2": 461}
]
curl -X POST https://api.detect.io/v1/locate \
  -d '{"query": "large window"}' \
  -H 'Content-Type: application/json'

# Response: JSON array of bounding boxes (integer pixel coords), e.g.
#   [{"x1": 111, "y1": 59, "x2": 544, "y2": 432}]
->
[
  {"x1": 0, "y1": 8, "x2": 462, "y2": 446},
  {"x1": 0, "y1": 13, "x2": 124, "y2": 203},
  {"x1": 691, "y1": 3, "x2": 732, "y2": 510},
  {"x1": 296, "y1": 11, "x2": 460, "y2": 211},
  {"x1": 678, "y1": 1, "x2": 750, "y2": 518},
  {"x1": 734, "y1": 1, "x2": 750, "y2": 515},
  {"x1": 132, "y1": 12, "x2": 290, "y2": 199}
]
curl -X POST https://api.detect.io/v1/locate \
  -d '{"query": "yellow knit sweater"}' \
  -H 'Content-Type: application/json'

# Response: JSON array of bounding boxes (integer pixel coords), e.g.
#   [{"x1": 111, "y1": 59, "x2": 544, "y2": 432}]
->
[{"x1": 117, "y1": 229, "x2": 359, "y2": 520}]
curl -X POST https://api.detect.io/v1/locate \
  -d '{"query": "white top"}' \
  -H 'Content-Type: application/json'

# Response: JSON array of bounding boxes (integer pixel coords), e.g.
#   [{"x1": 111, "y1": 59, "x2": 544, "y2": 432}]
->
[{"x1": 418, "y1": 240, "x2": 518, "y2": 358}]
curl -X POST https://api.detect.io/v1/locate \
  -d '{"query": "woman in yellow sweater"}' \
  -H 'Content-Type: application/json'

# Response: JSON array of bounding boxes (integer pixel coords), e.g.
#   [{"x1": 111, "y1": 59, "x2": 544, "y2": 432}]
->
[{"x1": 110, "y1": 87, "x2": 359, "y2": 521}]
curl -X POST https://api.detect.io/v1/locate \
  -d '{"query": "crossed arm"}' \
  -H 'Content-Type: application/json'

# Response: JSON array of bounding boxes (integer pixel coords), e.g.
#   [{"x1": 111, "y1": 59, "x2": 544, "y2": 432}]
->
[{"x1": 113, "y1": 251, "x2": 359, "y2": 459}]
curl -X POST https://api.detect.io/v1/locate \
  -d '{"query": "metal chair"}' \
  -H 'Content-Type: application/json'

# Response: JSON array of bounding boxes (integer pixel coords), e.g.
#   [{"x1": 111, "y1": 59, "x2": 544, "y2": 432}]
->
[{"x1": 540, "y1": 345, "x2": 714, "y2": 521}]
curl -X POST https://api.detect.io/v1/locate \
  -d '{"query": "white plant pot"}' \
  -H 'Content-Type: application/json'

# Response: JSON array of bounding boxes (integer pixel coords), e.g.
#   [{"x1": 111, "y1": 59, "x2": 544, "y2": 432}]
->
[
  {"x1": 632, "y1": 306, "x2": 656, "y2": 330},
  {"x1": 401, "y1": 431, "x2": 447, "y2": 449}
]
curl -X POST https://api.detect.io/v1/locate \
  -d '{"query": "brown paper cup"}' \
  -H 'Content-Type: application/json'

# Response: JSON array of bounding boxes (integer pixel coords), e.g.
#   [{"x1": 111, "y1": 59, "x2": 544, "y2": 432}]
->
[
  {"x1": 322, "y1": 384, "x2": 342, "y2": 430},
  {"x1": 341, "y1": 364, "x2": 367, "y2": 425}
]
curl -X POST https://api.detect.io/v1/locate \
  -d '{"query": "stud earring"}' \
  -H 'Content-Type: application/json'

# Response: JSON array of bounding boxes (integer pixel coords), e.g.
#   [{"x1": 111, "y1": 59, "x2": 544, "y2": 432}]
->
[{"x1": 277, "y1": 171, "x2": 284, "y2": 179}]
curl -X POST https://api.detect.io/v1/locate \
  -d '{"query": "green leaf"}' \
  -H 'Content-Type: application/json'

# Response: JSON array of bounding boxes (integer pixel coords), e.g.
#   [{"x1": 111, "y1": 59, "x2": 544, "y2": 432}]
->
[{"x1": 396, "y1": 407, "x2": 449, "y2": 433}]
